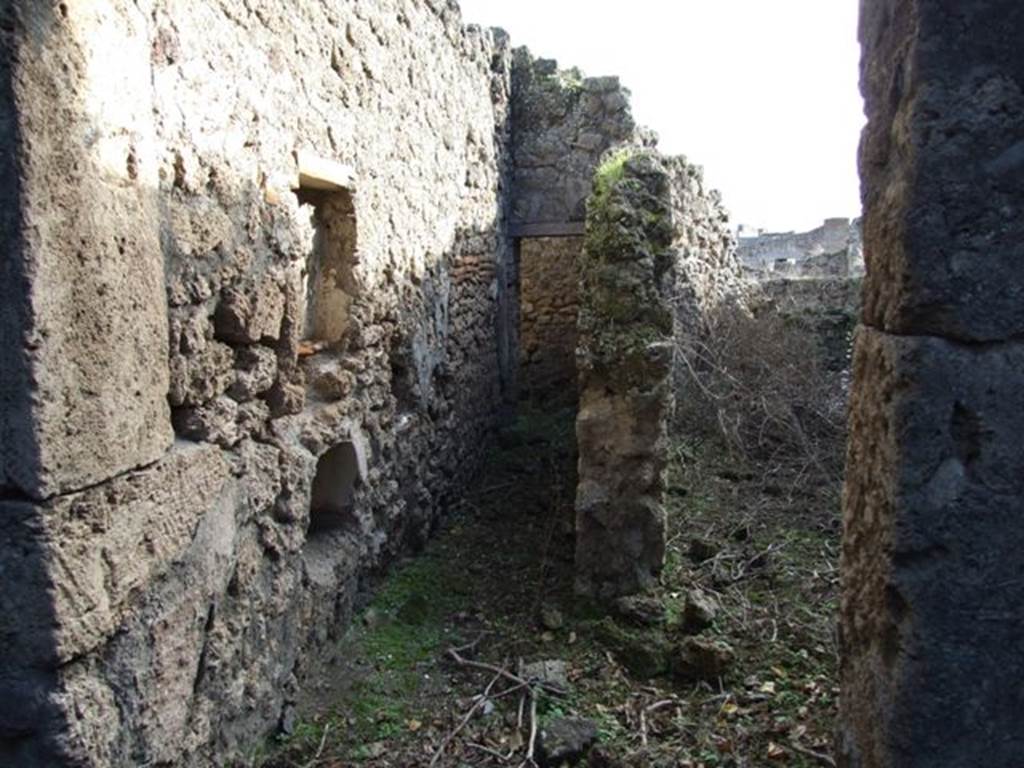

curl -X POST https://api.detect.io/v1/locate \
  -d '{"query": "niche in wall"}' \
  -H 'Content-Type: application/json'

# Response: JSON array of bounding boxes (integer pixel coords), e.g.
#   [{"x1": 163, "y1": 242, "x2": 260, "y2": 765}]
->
[
  {"x1": 293, "y1": 152, "x2": 358, "y2": 345},
  {"x1": 308, "y1": 442, "x2": 361, "y2": 536}
]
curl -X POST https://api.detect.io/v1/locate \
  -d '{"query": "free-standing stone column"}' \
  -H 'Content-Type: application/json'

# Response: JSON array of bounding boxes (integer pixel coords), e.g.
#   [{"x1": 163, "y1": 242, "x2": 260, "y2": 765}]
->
[
  {"x1": 840, "y1": 2, "x2": 1024, "y2": 765},
  {"x1": 574, "y1": 150, "x2": 674, "y2": 599}
]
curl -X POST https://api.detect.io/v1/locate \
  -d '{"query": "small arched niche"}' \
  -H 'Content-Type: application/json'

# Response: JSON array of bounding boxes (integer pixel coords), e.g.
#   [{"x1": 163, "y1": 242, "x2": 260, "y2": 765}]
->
[
  {"x1": 308, "y1": 442, "x2": 361, "y2": 536},
  {"x1": 292, "y1": 152, "x2": 358, "y2": 345}
]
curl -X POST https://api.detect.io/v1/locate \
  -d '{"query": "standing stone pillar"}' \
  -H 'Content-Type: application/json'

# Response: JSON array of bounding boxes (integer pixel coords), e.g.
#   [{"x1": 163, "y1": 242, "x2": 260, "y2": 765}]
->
[
  {"x1": 574, "y1": 151, "x2": 674, "y2": 599},
  {"x1": 840, "y1": 2, "x2": 1024, "y2": 765}
]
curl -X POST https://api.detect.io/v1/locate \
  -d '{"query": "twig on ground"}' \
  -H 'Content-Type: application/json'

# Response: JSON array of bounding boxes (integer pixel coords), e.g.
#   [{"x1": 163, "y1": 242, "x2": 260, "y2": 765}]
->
[
  {"x1": 521, "y1": 689, "x2": 539, "y2": 768},
  {"x1": 468, "y1": 742, "x2": 511, "y2": 762},
  {"x1": 446, "y1": 646, "x2": 566, "y2": 697},
  {"x1": 645, "y1": 698, "x2": 680, "y2": 714},
  {"x1": 429, "y1": 670, "x2": 503, "y2": 767},
  {"x1": 731, "y1": 544, "x2": 779, "y2": 583},
  {"x1": 301, "y1": 723, "x2": 330, "y2": 768},
  {"x1": 789, "y1": 741, "x2": 837, "y2": 767},
  {"x1": 448, "y1": 634, "x2": 488, "y2": 657}
]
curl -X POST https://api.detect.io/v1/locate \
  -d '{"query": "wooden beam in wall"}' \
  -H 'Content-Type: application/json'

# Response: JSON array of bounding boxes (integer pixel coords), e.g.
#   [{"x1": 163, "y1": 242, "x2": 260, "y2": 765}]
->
[{"x1": 509, "y1": 221, "x2": 586, "y2": 238}]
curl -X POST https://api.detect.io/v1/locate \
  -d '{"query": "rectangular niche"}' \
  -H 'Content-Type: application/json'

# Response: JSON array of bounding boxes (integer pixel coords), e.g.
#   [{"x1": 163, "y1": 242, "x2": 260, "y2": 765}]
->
[{"x1": 293, "y1": 154, "x2": 358, "y2": 345}]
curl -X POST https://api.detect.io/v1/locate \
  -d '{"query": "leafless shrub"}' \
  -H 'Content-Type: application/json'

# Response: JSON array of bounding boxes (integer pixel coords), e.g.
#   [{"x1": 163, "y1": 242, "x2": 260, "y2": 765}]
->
[{"x1": 674, "y1": 304, "x2": 848, "y2": 479}]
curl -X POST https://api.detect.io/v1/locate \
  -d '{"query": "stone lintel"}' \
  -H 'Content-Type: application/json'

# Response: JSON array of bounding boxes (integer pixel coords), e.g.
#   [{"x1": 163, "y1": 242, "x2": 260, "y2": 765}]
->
[{"x1": 295, "y1": 151, "x2": 356, "y2": 192}]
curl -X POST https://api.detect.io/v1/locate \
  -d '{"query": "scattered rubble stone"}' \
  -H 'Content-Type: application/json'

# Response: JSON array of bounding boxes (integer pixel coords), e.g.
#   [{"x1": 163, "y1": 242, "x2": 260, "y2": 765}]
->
[
  {"x1": 682, "y1": 589, "x2": 718, "y2": 634},
  {"x1": 612, "y1": 594, "x2": 666, "y2": 627},
  {"x1": 672, "y1": 636, "x2": 734, "y2": 683},
  {"x1": 540, "y1": 604, "x2": 565, "y2": 631},
  {"x1": 594, "y1": 619, "x2": 669, "y2": 679},
  {"x1": 519, "y1": 659, "x2": 569, "y2": 692},
  {"x1": 537, "y1": 717, "x2": 599, "y2": 767}
]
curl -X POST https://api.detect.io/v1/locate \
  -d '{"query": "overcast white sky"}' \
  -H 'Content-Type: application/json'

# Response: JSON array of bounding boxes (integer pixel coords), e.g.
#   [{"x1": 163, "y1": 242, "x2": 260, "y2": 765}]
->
[{"x1": 457, "y1": 0, "x2": 865, "y2": 233}]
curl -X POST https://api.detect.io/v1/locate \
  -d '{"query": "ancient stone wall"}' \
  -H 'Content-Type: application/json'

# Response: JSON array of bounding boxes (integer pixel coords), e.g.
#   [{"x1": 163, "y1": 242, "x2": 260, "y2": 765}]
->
[
  {"x1": 752, "y1": 278, "x2": 861, "y2": 371},
  {"x1": 1, "y1": 1, "x2": 513, "y2": 764},
  {"x1": 0, "y1": 2, "x2": 174, "y2": 501},
  {"x1": 510, "y1": 52, "x2": 644, "y2": 228},
  {"x1": 518, "y1": 236, "x2": 583, "y2": 401},
  {"x1": 509, "y1": 53, "x2": 648, "y2": 404},
  {"x1": 840, "y1": 1, "x2": 1024, "y2": 765},
  {"x1": 665, "y1": 157, "x2": 746, "y2": 352}
]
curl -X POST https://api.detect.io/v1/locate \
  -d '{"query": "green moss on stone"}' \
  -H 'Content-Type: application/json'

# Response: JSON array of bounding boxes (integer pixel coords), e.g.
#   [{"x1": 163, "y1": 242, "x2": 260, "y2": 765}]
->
[{"x1": 593, "y1": 618, "x2": 670, "y2": 678}]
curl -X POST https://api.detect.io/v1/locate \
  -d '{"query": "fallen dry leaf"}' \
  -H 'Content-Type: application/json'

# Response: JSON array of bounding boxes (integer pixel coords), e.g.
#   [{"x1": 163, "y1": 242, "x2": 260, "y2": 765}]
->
[{"x1": 767, "y1": 741, "x2": 788, "y2": 761}]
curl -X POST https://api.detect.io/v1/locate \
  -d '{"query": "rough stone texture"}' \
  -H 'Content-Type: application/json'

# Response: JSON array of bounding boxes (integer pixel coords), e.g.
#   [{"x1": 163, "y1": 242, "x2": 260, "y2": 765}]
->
[
  {"x1": 519, "y1": 659, "x2": 569, "y2": 692},
  {"x1": 0, "y1": 441, "x2": 243, "y2": 764},
  {"x1": 682, "y1": 589, "x2": 717, "y2": 634},
  {"x1": 672, "y1": 636, "x2": 734, "y2": 683},
  {"x1": 574, "y1": 151, "x2": 676, "y2": 599},
  {"x1": 518, "y1": 236, "x2": 582, "y2": 401},
  {"x1": 536, "y1": 717, "x2": 599, "y2": 767},
  {"x1": 574, "y1": 149, "x2": 745, "y2": 599},
  {"x1": 840, "y1": 329, "x2": 1024, "y2": 766},
  {"x1": 594, "y1": 618, "x2": 670, "y2": 679},
  {"x1": 0, "y1": 2, "x2": 174, "y2": 500},
  {"x1": 510, "y1": 52, "x2": 644, "y2": 227},
  {"x1": 665, "y1": 156, "x2": 747, "y2": 354},
  {"x1": 840, "y1": 2, "x2": 1024, "y2": 766},
  {"x1": 858, "y1": 0, "x2": 1024, "y2": 342},
  {"x1": 1, "y1": 0, "x2": 517, "y2": 764}
]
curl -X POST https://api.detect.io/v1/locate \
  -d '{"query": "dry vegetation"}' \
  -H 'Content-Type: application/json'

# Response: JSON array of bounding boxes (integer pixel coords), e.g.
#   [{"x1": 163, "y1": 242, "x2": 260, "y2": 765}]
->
[{"x1": 675, "y1": 305, "x2": 848, "y2": 484}]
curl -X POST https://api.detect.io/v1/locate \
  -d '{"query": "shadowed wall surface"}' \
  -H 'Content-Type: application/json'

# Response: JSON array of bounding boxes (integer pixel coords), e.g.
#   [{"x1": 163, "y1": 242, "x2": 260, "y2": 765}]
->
[{"x1": 839, "y1": 1, "x2": 1024, "y2": 765}]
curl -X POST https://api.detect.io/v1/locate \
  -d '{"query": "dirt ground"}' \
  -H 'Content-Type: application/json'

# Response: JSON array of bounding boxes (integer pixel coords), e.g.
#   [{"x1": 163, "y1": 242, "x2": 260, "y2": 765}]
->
[{"x1": 253, "y1": 404, "x2": 841, "y2": 768}]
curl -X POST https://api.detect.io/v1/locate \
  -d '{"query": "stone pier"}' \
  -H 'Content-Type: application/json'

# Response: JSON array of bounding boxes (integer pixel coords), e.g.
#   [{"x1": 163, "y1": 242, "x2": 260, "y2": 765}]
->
[
  {"x1": 839, "y1": 1, "x2": 1024, "y2": 765},
  {"x1": 573, "y1": 151, "x2": 676, "y2": 599}
]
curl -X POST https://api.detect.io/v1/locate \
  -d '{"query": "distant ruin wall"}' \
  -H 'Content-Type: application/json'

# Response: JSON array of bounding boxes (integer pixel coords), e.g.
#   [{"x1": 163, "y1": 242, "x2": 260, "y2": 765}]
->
[
  {"x1": 518, "y1": 236, "x2": 583, "y2": 401},
  {"x1": 1, "y1": 2, "x2": 513, "y2": 764},
  {"x1": 666, "y1": 159, "x2": 746, "y2": 350},
  {"x1": 738, "y1": 217, "x2": 863, "y2": 278}
]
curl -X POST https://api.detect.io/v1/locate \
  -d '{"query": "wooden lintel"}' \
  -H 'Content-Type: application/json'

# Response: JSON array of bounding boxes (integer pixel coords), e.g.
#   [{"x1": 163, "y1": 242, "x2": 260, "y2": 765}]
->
[{"x1": 509, "y1": 221, "x2": 586, "y2": 238}]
